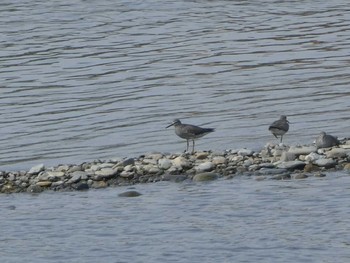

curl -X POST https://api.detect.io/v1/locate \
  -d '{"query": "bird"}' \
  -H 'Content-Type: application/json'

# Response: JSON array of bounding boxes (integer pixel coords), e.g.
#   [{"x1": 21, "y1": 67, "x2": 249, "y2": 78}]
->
[
  {"x1": 315, "y1": 131, "x2": 339, "y2": 148},
  {"x1": 268, "y1": 115, "x2": 289, "y2": 143},
  {"x1": 166, "y1": 119, "x2": 215, "y2": 153}
]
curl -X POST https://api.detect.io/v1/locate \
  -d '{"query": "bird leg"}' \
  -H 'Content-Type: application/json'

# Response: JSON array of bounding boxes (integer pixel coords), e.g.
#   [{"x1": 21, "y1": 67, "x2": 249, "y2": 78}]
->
[
  {"x1": 192, "y1": 140, "x2": 195, "y2": 154},
  {"x1": 186, "y1": 139, "x2": 189, "y2": 152}
]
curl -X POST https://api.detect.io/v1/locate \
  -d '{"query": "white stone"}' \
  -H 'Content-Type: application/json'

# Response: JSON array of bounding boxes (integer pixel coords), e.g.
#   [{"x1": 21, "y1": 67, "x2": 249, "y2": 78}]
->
[
  {"x1": 277, "y1": 161, "x2": 306, "y2": 170},
  {"x1": 314, "y1": 158, "x2": 336, "y2": 167},
  {"x1": 158, "y1": 158, "x2": 172, "y2": 170},
  {"x1": 95, "y1": 168, "x2": 118, "y2": 178},
  {"x1": 172, "y1": 156, "x2": 191, "y2": 168},
  {"x1": 280, "y1": 152, "x2": 296, "y2": 162},
  {"x1": 212, "y1": 156, "x2": 226, "y2": 165},
  {"x1": 326, "y1": 148, "x2": 350, "y2": 159},
  {"x1": 288, "y1": 146, "x2": 317, "y2": 155},
  {"x1": 238, "y1": 149, "x2": 254, "y2": 156},
  {"x1": 195, "y1": 162, "x2": 214, "y2": 172},
  {"x1": 305, "y1": 152, "x2": 323, "y2": 162},
  {"x1": 28, "y1": 164, "x2": 45, "y2": 175}
]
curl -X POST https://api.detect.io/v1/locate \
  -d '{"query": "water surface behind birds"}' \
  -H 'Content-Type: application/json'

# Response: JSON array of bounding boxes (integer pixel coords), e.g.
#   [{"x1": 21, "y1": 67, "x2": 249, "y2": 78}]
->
[{"x1": 1, "y1": 0, "x2": 350, "y2": 170}]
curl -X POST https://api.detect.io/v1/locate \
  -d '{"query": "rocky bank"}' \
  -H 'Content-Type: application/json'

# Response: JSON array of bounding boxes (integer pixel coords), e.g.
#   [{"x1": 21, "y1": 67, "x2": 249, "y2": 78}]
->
[{"x1": 1, "y1": 140, "x2": 350, "y2": 194}]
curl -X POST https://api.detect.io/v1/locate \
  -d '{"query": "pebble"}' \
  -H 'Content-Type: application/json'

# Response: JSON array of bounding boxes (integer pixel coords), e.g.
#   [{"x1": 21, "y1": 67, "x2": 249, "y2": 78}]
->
[
  {"x1": 195, "y1": 162, "x2": 214, "y2": 172},
  {"x1": 238, "y1": 149, "x2": 254, "y2": 157},
  {"x1": 172, "y1": 156, "x2": 191, "y2": 169},
  {"x1": 28, "y1": 164, "x2": 45, "y2": 175},
  {"x1": 94, "y1": 168, "x2": 118, "y2": 178},
  {"x1": 212, "y1": 156, "x2": 226, "y2": 165},
  {"x1": 288, "y1": 146, "x2": 317, "y2": 155},
  {"x1": 280, "y1": 152, "x2": 296, "y2": 162},
  {"x1": 325, "y1": 148, "x2": 350, "y2": 159},
  {"x1": 277, "y1": 161, "x2": 306, "y2": 170},
  {"x1": 118, "y1": 190, "x2": 142, "y2": 197},
  {"x1": 158, "y1": 158, "x2": 172, "y2": 170},
  {"x1": 314, "y1": 158, "x2": 337, "y2": 168},
  {"x1": 193, "y1": 172, "x2": 219, "y2": 182}
]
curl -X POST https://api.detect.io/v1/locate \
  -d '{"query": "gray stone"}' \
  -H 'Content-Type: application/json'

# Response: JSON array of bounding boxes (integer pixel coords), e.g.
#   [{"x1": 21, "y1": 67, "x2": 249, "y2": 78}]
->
[
  {"x1": 238, "y1": 149, "x2": 254, "y2": 156},
  {"x1": 314, "y1": 158, "x2": 337, "y2": 168},
  {"x1": 172, "y1": 156, "x2": 191, "y2": 168},
  {"x1": 158, "y1": 158, "x2": 172, "y2": 170},
  {"x1": 74, "y1": 182, "x2": 89, "y2": 191},
  {"x1": 122, "y1": 158, "x2": 135, "y2": 167},
  {"x1": 36, "y1": 181, "x2": 52, "y2": 187},
  {"x1": 325, "y1": 148, "x2": 350, "y2": 159},
  {"x1": 95, "y1": 168, "x2": 118, "y2": 178},
  {"x1": 277, "y1": 161, "x2": 306, "y2": 170},
  {"x1": 212, "y1": 156, "x2": 226, "y2": 165},
  {"x1": 28, "y1": 164, "x2": 45, "y2": 175},
  {"x1": 293, "y1": 173, "x2": 308, "y2": 179},
  {"x1": 288, "y1": 146, "x2": 317, "y2": 155},
  {"x1": 280, "y1": 152, "x2": 296, "y2": 162},
  {"x1": 47, "y1": 171, "x2": 65, "y2": 180},
  {"x1": 118, "y1": 190, "x2": 142, "y2": 197},
  {"x1": 258, "y1": 168, "x2": 288, "y2": 175},
  {"x1": 193, "y1": 172, "x2": 219, "y2": 182},
  {"x1": 195, "y1": 162, "x2": 214, "y2": 172},
  {"x1": 305, "y1": 152, "x2": 323, "y2": 162},
  {"x1": 68, "y1": 171, "x2": 86, "y2": 184}
]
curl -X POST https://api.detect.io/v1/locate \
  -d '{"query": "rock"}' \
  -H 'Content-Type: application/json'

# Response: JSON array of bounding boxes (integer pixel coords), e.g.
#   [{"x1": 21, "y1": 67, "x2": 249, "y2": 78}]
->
[
  {"x1": 51, "y1": 181, "x2": 64, "y2": 187},
  {"x1": 146, "y1": 153, "x2": 163, "y2": 160},
  {"x1": 343, "y1": 163, "x2": 350, "y2": 170},
  {"x1": 36, "y1": 181, "x2": 52, "y2": 187},
  {"x1": 193, "y1": 172, "x2": 219, "y2": 182},
  {"x1": 277, "y1": 161, "x2": 306, "y2": 170},
  {"x1": 304, "y1": 163, "x2": 319, "y2": 172},
  {"x1": 212, "y1": 156, "x2": 226, "y2": 165},
  {"x1": 305, "y1": 152, "x2": 323, "y2": 162},
  {"x1": 68, "y1": 165, "x2": 82, "y2": 173},
  {"x1": 258, "y1": 168, "x2": 288, "y2": 175},
  {"x1": 293, "y1": 173, "x2": 308, "y2": 179},
  {"x1": 195, "y1": 152, "x2": 209, "y2": 160},
  {"x1": 27, "y1": 185, "x2": 43, "y2": 193},
  {"x1": 143, "y1": 165, "x2": 160, "y2": 174},
  {"x1": 243, "y1": 159, "x2": 253, "y2": 167},
  {"x1": 280, "y1": 152, "x2": 296, "y2": 162},
  {"x1": 94, "y1": 168, "x2": 118, "y2": 179},
  {"x1": 172, "y1": 156, "x2": 191, "y2": 169},
  {"x1": 288, "y1": 146, "x2": 317, "y2": 155},
  {"x1": 158, "y1": 158, "x2": 172, "y2": 170},
  {"x1": 314, "y1": 158, "x2": 337, "y2": 168},
  {"x1": 47, "y1": 171, "x2": 65, "y2": 180},
  {"x1": 28, "y1": 164, "x2": 45, "y2": 175},
  {"x1": 74, "y1": 182, "x2": 89, "y2": 191},
  {"x1": 325, "y1": 148, "x2": 350, "y2": 159},
  {"x1": 255, "y1": 176, "x2": 266, "y2": 181},
  {"x1": 314, "y1": 172, "x2": 326, "y2": 177},
  {"x1": 56, "y1": 165, "x2": 70, "y2": 172},
  {"x1": 238, "y1": 149, "x2": 254, "y2": 156},
  {"x1": 118, "y1": 190, "x2": 142, "y2": 197},
  {"x1": 121, "y1": 158, "x2": 135, "y2": 167},
  {"x1": 68, "y1": 171, "x2": 86, "y2": 184},
  {"x1": 195, "y1": 162, "x2": 214, "y2": 172},
  {"x1": 91, "y1": 181, "x2": 108, "y2": 189}
]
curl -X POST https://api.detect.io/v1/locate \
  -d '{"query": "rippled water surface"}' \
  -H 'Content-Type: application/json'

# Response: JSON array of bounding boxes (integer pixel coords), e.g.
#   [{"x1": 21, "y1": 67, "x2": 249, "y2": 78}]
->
[
  {"x1": 1, "y1": 1, "x2": 350, "y2": 261},
  {"x1": 1, "y1": 173, "x2": 350, "y2": 263},
  {"x1": 1, "y1": 0, "x2": 349, "y2": 170}
]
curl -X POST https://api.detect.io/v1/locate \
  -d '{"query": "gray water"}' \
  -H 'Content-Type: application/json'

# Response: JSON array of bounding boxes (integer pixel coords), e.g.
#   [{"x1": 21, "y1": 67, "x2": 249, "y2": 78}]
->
[
  {"x1": 1, "y1": 173, "x2": 350, "y2": 263},
  {"x1": 1, "y1": 0, "x2": 350, "y2": 171},
  {"x1": 1, "y1": 1, "x2": 350, "y2": 262}
]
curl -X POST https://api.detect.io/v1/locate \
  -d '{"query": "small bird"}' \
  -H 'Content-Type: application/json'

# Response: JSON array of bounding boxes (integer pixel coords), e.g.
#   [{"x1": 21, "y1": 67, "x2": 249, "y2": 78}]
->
[
  {"x1": 166, "y1": 119, "x2": 215, "y2": 153},
  {"x1": 268, "y1": 115, "x2": 289, "y2": 143},
  {"x1": 315, "y1": 131, "x2": 339, "y2": 148}
]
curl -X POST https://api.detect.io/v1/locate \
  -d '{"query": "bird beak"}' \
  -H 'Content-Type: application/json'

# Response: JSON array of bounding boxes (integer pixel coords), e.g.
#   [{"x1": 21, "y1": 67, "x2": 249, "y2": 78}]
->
[{"x1": 166, "y1": 122, "x2": 175, "y2": 128}]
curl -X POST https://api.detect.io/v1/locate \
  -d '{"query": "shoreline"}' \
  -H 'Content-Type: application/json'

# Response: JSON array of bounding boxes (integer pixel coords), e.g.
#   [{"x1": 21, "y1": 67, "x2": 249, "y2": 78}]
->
[{"x1": 1, "y1": 140, "x2": 350, "y2": 194}]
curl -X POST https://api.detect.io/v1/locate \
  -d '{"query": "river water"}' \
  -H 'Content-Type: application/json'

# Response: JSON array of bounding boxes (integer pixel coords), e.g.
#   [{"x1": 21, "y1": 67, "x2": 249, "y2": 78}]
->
[
  {"x1": 1, "y1": 173, "x2": 350, "y2": 263},
  {"x1": 1, "y1": 0, "x2": 350, "y2": 262}
]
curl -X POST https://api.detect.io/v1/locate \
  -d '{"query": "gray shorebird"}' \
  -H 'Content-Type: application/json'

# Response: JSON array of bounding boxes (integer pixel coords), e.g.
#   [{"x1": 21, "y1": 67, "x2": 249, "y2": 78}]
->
[
  {"x1": 269, "y1": 115, "x2": 289, "y2": 143},
  {"x1": 315, "y1": 131, "x2": 339, "y2": 148},
  {"x1": 166, "y1": 119, "x2": 215, "y2": 153}
]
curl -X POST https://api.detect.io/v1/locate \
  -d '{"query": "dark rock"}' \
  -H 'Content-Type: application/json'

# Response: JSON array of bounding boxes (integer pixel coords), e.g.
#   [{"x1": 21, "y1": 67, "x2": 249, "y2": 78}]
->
[
  {"x1": 118, "y1": 190, "x2": 142, "y2": 197},
  {"x1": 27, "y1": 185, "x2": 43, "y2": 193},
  {"x1": 74, "y1": 182, "x2": 89, "y2": 191}
]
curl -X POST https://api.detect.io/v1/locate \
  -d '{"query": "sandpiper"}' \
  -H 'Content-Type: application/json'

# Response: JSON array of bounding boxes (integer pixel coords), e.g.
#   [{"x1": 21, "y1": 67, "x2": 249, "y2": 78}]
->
[
  {"x1": 269, "y1": 115, "x2": 289, "y2": 143},
  {"x1": 166, "y1": 119, "x2": 215, "y2": 153},
  {"x1": 315, "y1": 131, "x2": 339, "y2": 148}
]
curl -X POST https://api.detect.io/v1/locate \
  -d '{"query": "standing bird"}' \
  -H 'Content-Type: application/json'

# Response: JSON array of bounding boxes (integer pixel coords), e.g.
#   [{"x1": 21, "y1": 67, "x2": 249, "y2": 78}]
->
[
  {"x1": 166, "y1": 119, "x2": 215, "y2": 153},
  {"x1": 268, "y1": 115, "x2": 289, "y2": 143},
  {"x1": 315, "y1": 131, "x2": 339, "y2": 148}
]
